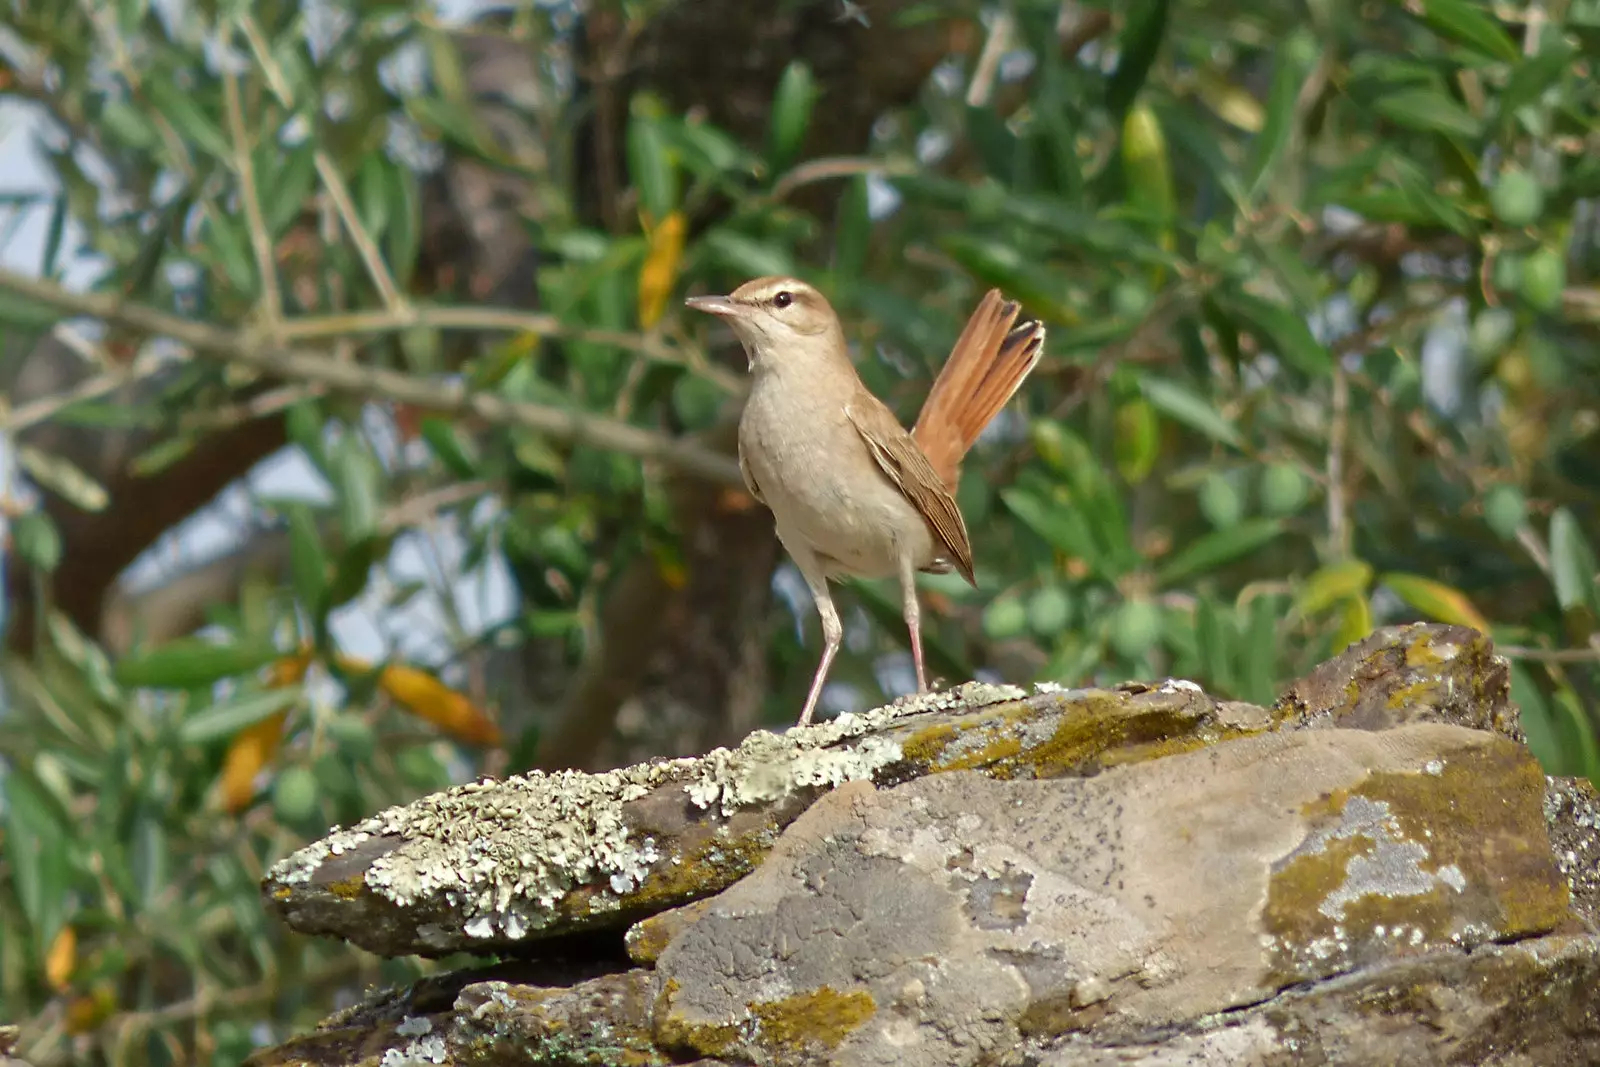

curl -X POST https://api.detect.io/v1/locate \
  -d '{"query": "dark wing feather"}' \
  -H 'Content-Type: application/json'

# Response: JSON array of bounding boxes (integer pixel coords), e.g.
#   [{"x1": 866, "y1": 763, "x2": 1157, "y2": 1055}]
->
[{"x1": 844, "y1": 399, "x2": 977, "y2": 587}]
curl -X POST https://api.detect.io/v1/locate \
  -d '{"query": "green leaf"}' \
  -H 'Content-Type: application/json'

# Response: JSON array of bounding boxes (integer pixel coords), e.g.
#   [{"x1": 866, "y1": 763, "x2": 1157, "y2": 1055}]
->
[
  {"x1": 1139, "y1": 377, "x2": 1243, "y2": 449},
  {"x1": 1248, "y1": 30, "x2": 1321, "y2": 197},
  {"x1": 333, "y1": 433, "x2": 383, "y2": 544},
  {"x1": 40, "y1": 190, "x2": 68, "y2": 277},
  {"x1": 284, "y1": 400, "x2": 330, "y2": 473},
  {"x1": 701, "y1": 229, "x2": 796, "y2": 278},
  {"x1": 178, "y1": 686, "x2": 301, "y2": 745},
  {"x1": 3, "y1": 771, "x2": 69, "y2": 947},
  {"x1": 832, "y1": 174, "x2": 872, "y2": 283},
  {"x1": 114, "y1": 637, "x2": 284, "y2": 689},
  {"x1": 1496, "y1": 46, "x2": 1573, "y2": 130},
  {"x1": 1105, "y1": 0, "x2": 1170, "y2": 116},
  {"x1": 420, "y1": 418, "x2": 480, "y2": 479},
  {"x1": 1000, "y1": 487, "x2": 1109, "y2": 577},
  {"x1": 10, "y1": 510, "x2": 62, "y2": 572},
  {"x1": 1218, "y1": 291, "x2": 1333, "y2": 377},
  {"x1": 146, "y1": 79, "x2": 231, "y2": 160},
  {"x1": 1240, "y1": 591, "x2": 1282, "y2": 704},
  {"x1": 1550, "y1": 508, "x2": 1598, "y2": 612},
  {"x1": 286, "y1": 503, "x2": 328, "y2": 611},
  {"x1": 261, "y1": 141, "x2": 318, "y2": 236},
  {"x1": 626, "y1": 112, "x2": 677, "y2": 220},
  {"x1": 768, "y1": 60, "x2": 818, "y2": 171},
  {"x1": 15, "y1": 444, "x2": 110, "y2": 512},
  {"x1": 1510, "y1": 663, "x2": 1561, "y2": 773},
  {"x1": 1297, "y1": 559, "x2": 1375, "y2": 616},
  {"x1": 1417, "y1": 0, "x2": 1520, "y2": 63},
  {"x1": 320, "y1": 534, "x2": 390, "y2": 616},
  {"x1": 1156, "y1": 518, "x2": 1285, "y2": 586},
  {"x1": 1374, "y1": 88, "x2": 1483, "y2": 140},
  {"x1": 1379, "y1": 572, "x2": 1493, "y2": 633}
]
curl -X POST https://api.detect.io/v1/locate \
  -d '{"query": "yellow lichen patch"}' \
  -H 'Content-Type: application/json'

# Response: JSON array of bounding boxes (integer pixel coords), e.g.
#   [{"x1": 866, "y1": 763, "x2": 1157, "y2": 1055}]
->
[
  {"x1": 1263, "y1": 739, "x2": 1571, "y2": 987},
  {"x1": 652, "y1": 979, "x2": 740, "y2": 1059},
  {"x1": 751, "y1": 986, "x2": 876, "y2": 1052},
  {"x1": 899, "y1": 724, "x2": 958, "y2": 767},
  {"x1": 328, "y1": 875, "x2": 367, "y2": 901}
]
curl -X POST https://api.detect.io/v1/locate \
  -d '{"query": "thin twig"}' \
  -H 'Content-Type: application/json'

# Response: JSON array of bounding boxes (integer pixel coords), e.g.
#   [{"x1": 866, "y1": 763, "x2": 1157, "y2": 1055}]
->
[
  {"x1": 765, "y1": 157, "x2": 917, "y2": 205},
  {"x1": 965, "y1": 9, "x2": 1014, "y2": 108},
  {"x1": 236, "y1": 13, "x2": 405, "y2": 310},
  {"x1": 0, "y1": 267, "x2": 743, "y2": 486},
  {"x1": 1326, "y1": 364, "x2": 1350, "y2": 557},
  {"x1": 222, "y1": 70, "x2": 284, "y2": 327},
  {"x1": 1499, "y1": 644, "x2": 1600, "y2": 664}
]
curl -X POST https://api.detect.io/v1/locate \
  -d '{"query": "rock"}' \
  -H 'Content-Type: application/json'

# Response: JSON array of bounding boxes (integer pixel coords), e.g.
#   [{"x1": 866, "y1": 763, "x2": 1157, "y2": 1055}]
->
[
  {"x1": 263, "y1": 678, "x2": 1256, "y2": 957},
  {"x1": 650, "y1": 726, "x2": 1569, "y2": 1062},
  {"x1": 249, "y1": 624, "x2": 1600, "y2": 1066}
]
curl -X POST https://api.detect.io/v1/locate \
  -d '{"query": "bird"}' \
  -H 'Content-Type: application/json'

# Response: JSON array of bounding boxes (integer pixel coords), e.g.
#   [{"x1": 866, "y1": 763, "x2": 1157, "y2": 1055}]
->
[{"x1": 685, "y1": 276, "x2": 1045, "y2": 726}]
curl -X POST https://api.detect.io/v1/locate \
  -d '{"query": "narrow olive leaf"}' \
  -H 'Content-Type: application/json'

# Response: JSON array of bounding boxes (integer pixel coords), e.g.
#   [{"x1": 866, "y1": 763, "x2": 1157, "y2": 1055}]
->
[
  {"x1": 1113, "y1": 398, "x2": 1160, "y2": 484},
  {"x1": 145, "y1": 79, "x2": 231, "y2": 160},
  {"x1": 284, "y1": 400, "x2": 329, "y2": 473},
  {"x1": 1380, "y1": 572, "x2": 1494, "y2": 633},
  {"x1": 9, "y1": 511, "x2": 62, "y2": 573},
  {"x1": 1296, "y1": 558, "x2": 1375, "y2": 616},
  {"x1": 1155, "y1": 518, "x2": 1284, "y2": 586},
  {"x1": 1418, "y1": 0, "x2": 1520, "y2": 63},
  {"x1": 1509, "y1": 662, "x2": 1562, "y2": 773},
  {"x1": 1248, "y1": 29, "x2": 1321, "y2": 196},
  {"x1": 41, "y1": 190, "x2": 68, "y2": 278},
  {"x1": 625, "y1": 113, "x2": 677, "y2": 221},
  {"x1": 832, "y1": 174, "x2": 872, "y2": 283},
  {"x1": 1219, "y1": 291, "x2": 1333, "y2": 377},
  {"x1": 1374, "y1": 88, "x2": 1483, "y2": 140},
  {"x1": 285, "y1": 504, "x2": 328, "y2": 611},
  {"x1": 114, "y1": 637, "x2": 284, "y2": 689},
  {"x1": 768, "y1": 60, "x2": 818, "y2": 172},
  {"x1": 333, "y1": 434, "x2": 383, "y2": 544},
  {"x1": 3, "y1": 771, "x2": 69, "y2": 942},
  {"x1": 702, "y1": 228, "x2": 796, "y2": 278},
  {"x1": 1549, "y1": 507, "x2": 1599, "y2": 612},
  {"x1": 1195, "y1": 596, "x2": 1236, "y2": 694},
  {"x1": 262, "y1": 142, "x2": 318, "y2": 236},
  {"x1": 1106, "y1": 0, "x2": 1170, "y2": 117},
  {"x1": 938, "y1": 234, "x2": 1075, "y2": 321},
  {"x1": 420, "y1": 417, "x2": 480, "y2": 479},
  {"x1": 1241, "y1": 592, "x2": 1281, "y2": 705},
  {"x1": 1120, "y1": 104, "x2": 1176, "y2": 265},
  {"x1": 15, "y1": 444, "x2": 110, "y2": 512},
  {"x1": 1496, "y1": 46, "x2": 1573, "y2": 131},
  {"x1": 386, "y1": 163, "x2": 422, "y2": 289},
  {"x1": 178, "y1": 687, "x2": 303, "y2": 746},
  {"x1": 1000, "y1": 487, "x2": 1110, "y2": 577},
  {"x1": 1330, "y1": 594, "x2": 1374, "y2": 652},
  {"x1": 1139, "y1": 377, "x2": 1243, "y2": 449}
]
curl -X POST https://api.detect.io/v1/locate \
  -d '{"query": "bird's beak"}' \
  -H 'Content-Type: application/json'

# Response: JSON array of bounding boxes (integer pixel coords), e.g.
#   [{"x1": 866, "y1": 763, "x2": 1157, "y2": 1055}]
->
[{"x1": 684, "y1": 294, "x2": 740, "y2": 317}]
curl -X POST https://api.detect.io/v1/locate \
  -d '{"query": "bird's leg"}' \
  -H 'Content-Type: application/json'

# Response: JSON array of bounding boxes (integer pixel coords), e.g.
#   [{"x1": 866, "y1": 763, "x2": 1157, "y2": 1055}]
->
[
  {"x1": 898, "y1": 552, "x2": 928, "y2": 694},
  {"x1": 793, "y1": 550, "x2": 843, "y2": 727}
]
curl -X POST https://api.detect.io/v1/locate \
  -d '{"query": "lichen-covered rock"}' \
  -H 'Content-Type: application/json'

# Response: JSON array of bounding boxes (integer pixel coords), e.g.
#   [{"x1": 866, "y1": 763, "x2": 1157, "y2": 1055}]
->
[
  {"x1": 1545, "y1": 775, "x2": 1600, "y2": 931},
  {"x1": 263, "y1": 678, "x2": 1258, "y2": 957},
  {"x1": 248, "y1": 624, "x2": 1600, "y2": 1067},
  {"x1": 1273, "y1": 624, "x2": 1520, "y2": 740},
  {"x1": 649, "y1": 724, "x2": 1571, "y2": 1062}
]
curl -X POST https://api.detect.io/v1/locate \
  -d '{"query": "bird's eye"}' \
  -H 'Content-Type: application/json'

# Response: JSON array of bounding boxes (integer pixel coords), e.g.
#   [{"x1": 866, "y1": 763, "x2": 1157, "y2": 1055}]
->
[{"x1": 773, "y1": 291, "x2": 793, "y2": 309}]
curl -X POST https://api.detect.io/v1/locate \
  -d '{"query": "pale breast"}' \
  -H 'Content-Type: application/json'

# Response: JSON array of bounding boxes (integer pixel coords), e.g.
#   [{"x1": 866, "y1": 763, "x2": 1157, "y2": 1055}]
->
[{"x1": 739, "y1": 379, "x2": 935, "y2": 581}]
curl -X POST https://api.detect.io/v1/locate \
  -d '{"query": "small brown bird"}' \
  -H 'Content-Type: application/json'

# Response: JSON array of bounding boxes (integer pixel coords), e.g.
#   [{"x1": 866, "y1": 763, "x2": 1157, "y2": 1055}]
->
[{"x1": 686, "y1": 277, "x2": 1045, "y2": 726}]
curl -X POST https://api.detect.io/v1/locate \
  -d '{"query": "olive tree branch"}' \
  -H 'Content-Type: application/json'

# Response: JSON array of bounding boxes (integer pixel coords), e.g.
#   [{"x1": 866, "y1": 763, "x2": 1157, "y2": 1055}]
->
[{"x1": 0, "y1": 267, "x2": 744, "y2": 486}]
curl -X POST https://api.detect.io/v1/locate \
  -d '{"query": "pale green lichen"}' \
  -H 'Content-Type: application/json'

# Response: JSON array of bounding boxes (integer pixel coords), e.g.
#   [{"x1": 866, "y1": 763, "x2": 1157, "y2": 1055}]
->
[{"x1": 264, "y1": 681, "x2": 1024, "y2": 947}]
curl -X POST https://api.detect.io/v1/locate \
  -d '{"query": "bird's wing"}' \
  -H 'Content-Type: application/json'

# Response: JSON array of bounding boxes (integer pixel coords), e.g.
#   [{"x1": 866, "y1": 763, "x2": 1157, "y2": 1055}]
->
[{"x1": 844, "y1": 398, "x2": 977, "y2": 586}]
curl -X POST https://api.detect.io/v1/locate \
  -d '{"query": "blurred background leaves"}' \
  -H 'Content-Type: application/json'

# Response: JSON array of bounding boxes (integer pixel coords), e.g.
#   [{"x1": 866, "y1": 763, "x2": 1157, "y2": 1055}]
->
[{"x1": 0, "y1": 0, "x2": 1597, "y2": 1061}]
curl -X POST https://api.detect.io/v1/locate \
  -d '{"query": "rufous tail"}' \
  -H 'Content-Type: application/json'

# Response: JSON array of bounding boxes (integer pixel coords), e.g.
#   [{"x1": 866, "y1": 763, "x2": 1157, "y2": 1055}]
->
[{"x1": 911, "y1": 289, "x2": 1046, "y2": 493}]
